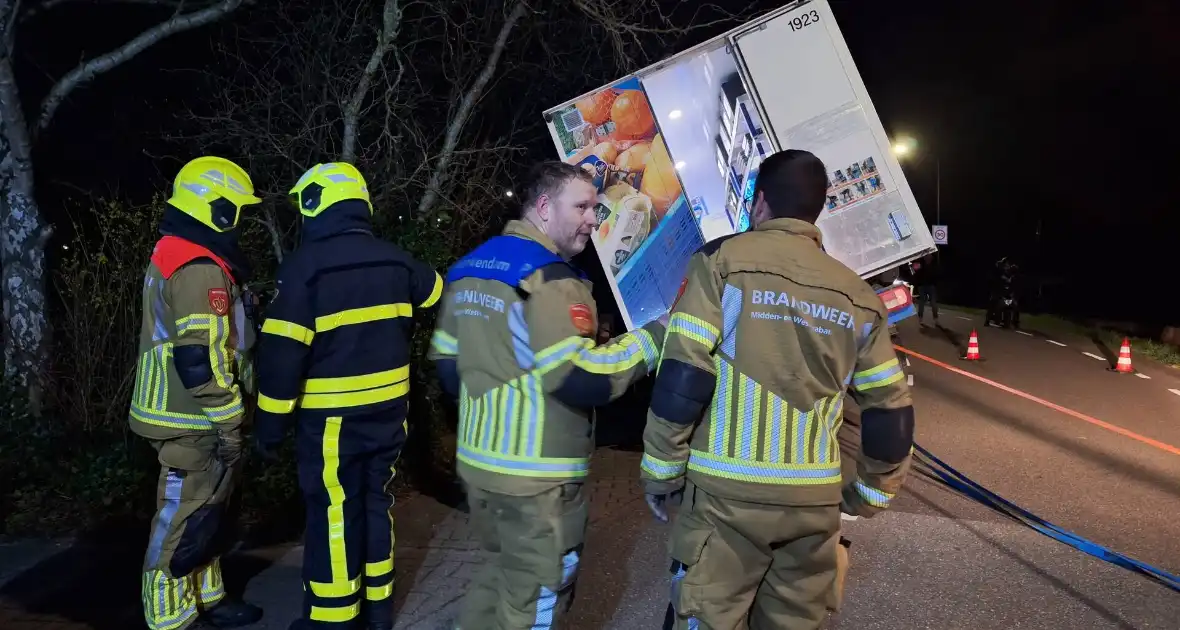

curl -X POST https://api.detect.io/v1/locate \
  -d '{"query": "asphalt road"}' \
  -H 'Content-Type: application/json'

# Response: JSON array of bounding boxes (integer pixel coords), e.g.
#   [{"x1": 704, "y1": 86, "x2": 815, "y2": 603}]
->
[{"x1": 3, "y1": 308, "x2": 1178, "y2": 629}]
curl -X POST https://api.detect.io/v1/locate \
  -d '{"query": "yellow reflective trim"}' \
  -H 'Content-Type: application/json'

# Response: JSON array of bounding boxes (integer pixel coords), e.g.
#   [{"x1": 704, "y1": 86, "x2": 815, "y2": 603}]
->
[
  {"x1": 667, "y1": 312, "x2": 720, "y2": 348},
  {"x1": 366, "y1": 558, "x2": 393, "y2": 577},
  {"x1": 533, "y1": 329, "x2": 657, "y2": 376},
  {"x1": 311, "y1": 416, "x2": 358, "y2": 604},
  {"x1": 299, "y1": 379, "x2": 410, "y2": 409},
  {"x1": 308, "y1": 576, "x2": 360, "y2": 598},
  {"x1": 302, "y1": 366, "x2": 410, "y2": 394},
  {"x1": 854, "y1": 357, "x2": 900, "y2": 379},
  {"x1": 419, "y1": 272, "x2": 443, "y2": 309},
  {"x1": 262, "y1": 318, "x2": 315, "y2": 345},
  {"x1": 208, "y1": 316, "x2": 235, "y2": 391},
  {"x1": 315, "y1": 303, "x2": 412, "y2": 333},
  {"x1": 257, "y1": 393, "x2": 297, "y2": 414},
  {"x1": 310, "y1": 601, "x2": 361, "y2": 622},
  {"x1": 455, "y1": 447, "x2": 590, "y2": 479},
  {"x1": 856, "y1": 369, "x2": 905, "y2": 391},
  {"x1": 366, "y1": 583, "x2": 394, "y2": 601},
  {"x1": 687, "y1": 449, "x2": 841, "y2": 486},
  {"x1": 175, "y1": 314, "x2": 212, "y2": 334},
  {"x1": 431, "y1": 329, "x2": 458, "y2": 356}
]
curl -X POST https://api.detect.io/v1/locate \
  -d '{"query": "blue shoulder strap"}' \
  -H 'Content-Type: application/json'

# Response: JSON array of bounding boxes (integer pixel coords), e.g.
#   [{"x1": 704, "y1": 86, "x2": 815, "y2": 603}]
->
[{"x1": 446, "y1": 235, "x2": 585, "y2": 288}]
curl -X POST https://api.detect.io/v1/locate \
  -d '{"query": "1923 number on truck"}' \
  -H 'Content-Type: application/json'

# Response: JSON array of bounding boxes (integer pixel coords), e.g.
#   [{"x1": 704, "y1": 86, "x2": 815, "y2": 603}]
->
[{"x1": 788, "y1": 10, "x2": 821, "y2": 32}]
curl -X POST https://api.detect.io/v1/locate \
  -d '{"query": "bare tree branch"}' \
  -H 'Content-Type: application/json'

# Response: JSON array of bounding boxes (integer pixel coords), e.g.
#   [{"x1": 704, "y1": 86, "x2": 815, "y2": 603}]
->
[
  {"x1": 20, "y1": 0, "x2": 192, "y2": 23},
  {"x1": 341, "y1": 0, "x2": 405, "y2": 162},
  {"x1": 34, "y1": 0, "x2": 245, "y2": 137},
  {"x1": 414, "y1": 0, "x2": 527, "y2": 218}
]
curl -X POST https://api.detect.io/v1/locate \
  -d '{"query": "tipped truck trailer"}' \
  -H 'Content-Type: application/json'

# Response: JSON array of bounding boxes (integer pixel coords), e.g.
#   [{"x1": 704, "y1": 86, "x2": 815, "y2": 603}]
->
[{"x1": 542, "y1": 0, "x2": 935, "y2": 331}]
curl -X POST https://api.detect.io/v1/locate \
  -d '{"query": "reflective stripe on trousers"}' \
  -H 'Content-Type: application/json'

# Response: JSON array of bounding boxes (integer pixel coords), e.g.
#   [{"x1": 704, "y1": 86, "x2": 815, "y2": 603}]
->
[{"x1": 141, "y1": 559, "x2": 225, "y2": 630}]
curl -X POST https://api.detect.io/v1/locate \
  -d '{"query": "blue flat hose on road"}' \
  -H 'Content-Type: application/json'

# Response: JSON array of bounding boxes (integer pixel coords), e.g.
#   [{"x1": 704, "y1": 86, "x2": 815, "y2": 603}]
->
[{"x1": 911, "y1": 443, "x2": 1180, "y2": 593}]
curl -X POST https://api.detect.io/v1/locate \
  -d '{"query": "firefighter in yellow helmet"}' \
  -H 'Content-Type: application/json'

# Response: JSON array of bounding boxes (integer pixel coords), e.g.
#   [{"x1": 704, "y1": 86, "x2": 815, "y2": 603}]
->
[
  {"x1": 252, "y1": 162, "x2": 443, "y2": 630},
  {"x1": 641, "y1": 149, "x2": 915, "y2": 630},
  {"x1": 131, "y1": 156, "x2": 265, "y2": 630}
]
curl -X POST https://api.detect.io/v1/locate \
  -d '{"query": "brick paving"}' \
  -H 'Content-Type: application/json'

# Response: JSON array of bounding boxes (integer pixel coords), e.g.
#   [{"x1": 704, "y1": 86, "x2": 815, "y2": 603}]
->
[{"x1": 0, "y1": 448, "x2": 651, "y2": 630}]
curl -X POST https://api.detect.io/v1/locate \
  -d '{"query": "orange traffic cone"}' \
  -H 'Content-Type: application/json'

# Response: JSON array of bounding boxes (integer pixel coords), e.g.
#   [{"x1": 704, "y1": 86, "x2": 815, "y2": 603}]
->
[
  {"x1": 963, "y1": 329, "x2": 981, "y2": 361},
  {"x1": 1115, "y1": 337, "x2": 1134, "y2": 373}
]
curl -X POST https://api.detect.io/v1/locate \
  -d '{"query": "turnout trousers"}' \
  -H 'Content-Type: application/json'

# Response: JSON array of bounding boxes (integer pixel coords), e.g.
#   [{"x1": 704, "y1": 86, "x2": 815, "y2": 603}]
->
[
  {"x1": 663, "y1": 482, "x2": 842, "y2": 630},
  {"x1": 457, "y1": 482, "x2": 588, "y2": 630},
  {"x1": 296, "y1": 401, "x2": 407, "y2": 628},
  {"x1": 141, "y1": 432, "x2": 241, "y2": 630}
]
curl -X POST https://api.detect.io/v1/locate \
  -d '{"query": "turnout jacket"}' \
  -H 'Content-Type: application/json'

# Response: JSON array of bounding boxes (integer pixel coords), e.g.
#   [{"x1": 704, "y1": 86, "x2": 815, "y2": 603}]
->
[
  {"x1": 253, "y1": 201, "x2": 443, "y2": 432},
  {"x1": 129, "y1": 236, "x2": 255, "y2": 439},
  {"x1": 640, "y1": 218, "x2": 915, "y2": 515},
  {"x1": 429, "y1": 220, "x2": 665, "y2": 496}
]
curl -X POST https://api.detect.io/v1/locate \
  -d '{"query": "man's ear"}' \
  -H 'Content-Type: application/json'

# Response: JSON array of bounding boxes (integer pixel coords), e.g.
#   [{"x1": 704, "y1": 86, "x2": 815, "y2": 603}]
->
[{"x1": 535, "y1": 193, "x2": 550, "y2": 222}]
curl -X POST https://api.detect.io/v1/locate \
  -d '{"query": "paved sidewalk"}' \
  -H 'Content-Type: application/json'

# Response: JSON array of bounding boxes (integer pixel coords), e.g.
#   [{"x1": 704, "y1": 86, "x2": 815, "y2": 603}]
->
[{"x1": 3, "y1": 448, "x2": 1177, "y2": 629}]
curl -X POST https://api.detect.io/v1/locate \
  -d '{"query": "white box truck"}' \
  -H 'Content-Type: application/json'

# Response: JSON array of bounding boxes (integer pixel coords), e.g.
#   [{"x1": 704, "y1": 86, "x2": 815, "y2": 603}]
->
[{"x1": 543, "y1": 0, "x2": 935, "y2": 331}]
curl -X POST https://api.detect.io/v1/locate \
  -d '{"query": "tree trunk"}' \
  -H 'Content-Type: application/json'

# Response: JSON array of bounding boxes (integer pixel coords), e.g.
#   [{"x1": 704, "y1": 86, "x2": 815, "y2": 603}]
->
[{"x1": 0, "y1": 54, "x2": 49, "y2": 413}]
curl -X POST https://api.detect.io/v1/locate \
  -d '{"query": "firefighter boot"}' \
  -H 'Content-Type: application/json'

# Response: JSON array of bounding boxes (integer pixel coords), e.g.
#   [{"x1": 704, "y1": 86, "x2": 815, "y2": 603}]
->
[{"x1": 200, "y1": 597, "x2": 263, "y2": 628}]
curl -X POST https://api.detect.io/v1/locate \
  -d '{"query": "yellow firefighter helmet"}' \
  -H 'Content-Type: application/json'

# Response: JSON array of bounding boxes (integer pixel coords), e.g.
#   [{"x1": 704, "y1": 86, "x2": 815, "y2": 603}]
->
[
  {"x1": 288, "y1": 162, "x2": 372, "y2": 218},
  {"x1": 166, "y1": 156, "x2": 262, "y2": 232}
]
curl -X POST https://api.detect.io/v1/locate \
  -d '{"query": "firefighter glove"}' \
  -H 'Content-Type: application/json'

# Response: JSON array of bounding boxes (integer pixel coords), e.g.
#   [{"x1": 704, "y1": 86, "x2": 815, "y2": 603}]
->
[{"x1": 645, "y1": 487, "x2": 684, "y2": 523}]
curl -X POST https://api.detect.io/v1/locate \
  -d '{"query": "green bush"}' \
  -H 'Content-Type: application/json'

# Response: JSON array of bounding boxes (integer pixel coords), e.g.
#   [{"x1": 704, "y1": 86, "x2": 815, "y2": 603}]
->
[{"x1": 1, "y1": 195, "x2": 465, "y2": 539}]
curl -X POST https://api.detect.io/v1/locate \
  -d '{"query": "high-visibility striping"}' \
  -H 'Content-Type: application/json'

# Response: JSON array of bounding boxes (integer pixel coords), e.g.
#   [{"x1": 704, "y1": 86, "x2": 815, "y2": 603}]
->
[
  {"x1": 896, "y1": 344, "x2": 1180, "y2": 457},
  {"x1": 257, "y1": 393, "x2": 297, "y2": 414},
  {"x1": 640, "y1": 453, "x2": 686, "y2": 480},
  {"x1": 303, "y1": 366, "x2": 410, "y2": 394},
  {"x1": 300, "y1": 380, "x2": 409, "y2": 409},
  {"x1": 308, "y1": 416, "x2": 363, "y2": 605},
  {"x1": 852, "y1": 358, "x2": 904, "y2": 392},
  {"x1": 431, "y1": 329, "x2": 458, "y2": 356},
  {"x1": 315, "y1": 303, "x2": 412, "y2": 333},
  {"x1": 853, "y1": 478, "x2": 893, "y2": 508},
  {"x1": 262, "y1": 318, "x2": 315, "y2": 345},
  {"x1": 419, "y1": 272, "x2": 444, "y2": 309},
  {"x1": 668, "y1": 312, "x2": 720, "y2": 350}
]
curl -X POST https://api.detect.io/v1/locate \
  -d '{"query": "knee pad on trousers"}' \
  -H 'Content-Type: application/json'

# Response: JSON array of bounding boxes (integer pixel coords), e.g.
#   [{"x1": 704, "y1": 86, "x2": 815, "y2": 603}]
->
[{"x1": 171, "y1": 502, "x2": 224, "y2": 576}]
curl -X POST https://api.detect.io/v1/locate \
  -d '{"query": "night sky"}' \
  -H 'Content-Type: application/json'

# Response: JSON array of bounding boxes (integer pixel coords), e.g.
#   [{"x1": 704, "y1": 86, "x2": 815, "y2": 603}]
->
[{"x1": 18, "y1": 0, "x2": 1179, "y2": 326}]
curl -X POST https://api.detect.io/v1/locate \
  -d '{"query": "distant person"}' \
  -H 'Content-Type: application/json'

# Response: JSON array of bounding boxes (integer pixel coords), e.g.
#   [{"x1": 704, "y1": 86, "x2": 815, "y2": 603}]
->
[
  {"x1": 986, "y1": 257, "x2": 1020, "y2": 329},
  {"x1": 130, "y1": 156, "x2": 264, "y2": 630},
  {"x1": 909, "y1": 253, "x2": 940, "y2": 326},
  {"x1": 641, "y1": 149, "x2": 915, "y2": 630}
]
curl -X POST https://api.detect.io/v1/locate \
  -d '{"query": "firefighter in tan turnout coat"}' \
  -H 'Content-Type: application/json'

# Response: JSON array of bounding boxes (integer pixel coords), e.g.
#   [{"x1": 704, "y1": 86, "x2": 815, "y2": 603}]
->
[
  {"x1": 429, "y1": 162, "x2": 667, "y2": 629},
  {"x1": 130, "y1": 156, "x2": 265, "y2": 630},
  {"x1": 640, "y1": 149, "x2": 916, "y2": 630}
]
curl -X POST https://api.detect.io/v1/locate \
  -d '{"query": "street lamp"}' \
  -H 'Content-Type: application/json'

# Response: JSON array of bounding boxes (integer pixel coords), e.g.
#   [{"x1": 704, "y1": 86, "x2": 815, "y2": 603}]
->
[{"x1": 891, "y1": 135, "x2": 939, "y2": 225}]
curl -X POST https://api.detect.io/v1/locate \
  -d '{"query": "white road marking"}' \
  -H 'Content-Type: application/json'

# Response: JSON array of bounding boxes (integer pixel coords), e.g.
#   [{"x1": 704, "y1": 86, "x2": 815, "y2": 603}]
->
[
  {"x1": 956, "y1": 316, "x2": 972, "y2": 321},
  {"x1": 1016, "y1": 330, "x2": 1034, "y2": 337},
  {"x1": 1047, "y1": 340, "x2": 1067, "y2": 347},
  {"x1": 1135, "y1": 373, "x2": 1151, "y2": 379},
  {"x1": 1082, "y1": 352, "x2": 1106, "y2": 361},
  {"x1": 905, "y1": 356, "x2": 911, "y2": 367},
  {"x1": 1169, "y1": 389, "x2": 1180, "y2": 397},
  {"x1": 907, "y1": 374, "x2": 914, "y2": 386}
]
